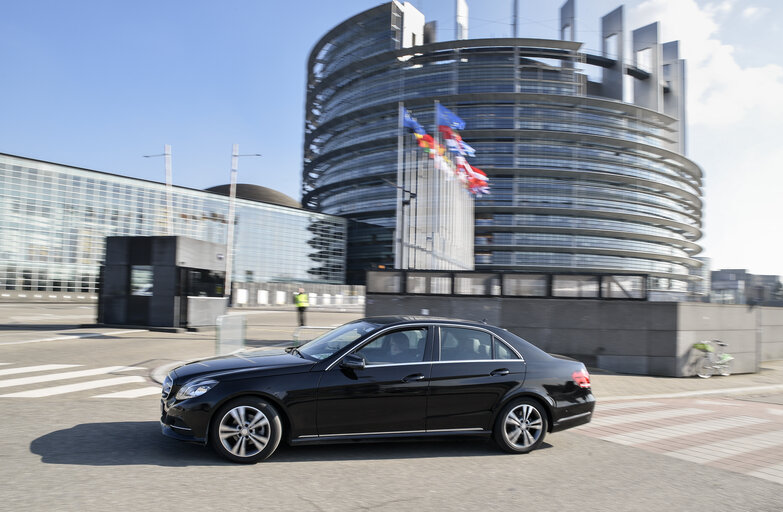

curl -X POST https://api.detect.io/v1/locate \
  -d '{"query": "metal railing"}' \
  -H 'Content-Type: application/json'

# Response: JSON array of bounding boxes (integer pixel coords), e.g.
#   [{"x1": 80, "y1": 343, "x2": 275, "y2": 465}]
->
[{"x1": 366, "y1": 269, "x2": 648, "y2": 300}]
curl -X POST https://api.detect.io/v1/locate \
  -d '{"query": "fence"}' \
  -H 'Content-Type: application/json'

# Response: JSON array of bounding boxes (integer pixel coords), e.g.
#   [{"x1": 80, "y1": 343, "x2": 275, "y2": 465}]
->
[
  {"x1": 231, "y1": 282, "x2": 365, "y2": 308},
  {"x1": 366, "y1": 270, "x2": 648, "y2": 300}
]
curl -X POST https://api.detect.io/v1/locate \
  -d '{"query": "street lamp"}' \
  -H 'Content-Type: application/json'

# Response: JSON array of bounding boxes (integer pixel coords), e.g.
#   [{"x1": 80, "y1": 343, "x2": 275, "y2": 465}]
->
[
  {"x1": 143, "y1": 144, "x2": 173, "y2": 235},
  {"x1": 224, "y1": 144, "x2": 262, "y2": 302}
]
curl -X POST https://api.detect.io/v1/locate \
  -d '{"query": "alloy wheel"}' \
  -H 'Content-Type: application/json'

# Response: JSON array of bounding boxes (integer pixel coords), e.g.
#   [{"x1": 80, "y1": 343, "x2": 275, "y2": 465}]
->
[
  {"x1": 218, "y1": 405, "x2": 271, "y2": 458},
  {"x1": 503, "y1": 403, "x2": 544, "y2": 450}
]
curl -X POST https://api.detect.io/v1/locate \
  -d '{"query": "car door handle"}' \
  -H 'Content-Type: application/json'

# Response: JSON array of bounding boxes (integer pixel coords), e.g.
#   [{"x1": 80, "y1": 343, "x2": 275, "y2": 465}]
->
[
  {"x1": 490, "y1": 369, "x2": 510, "y2": 376},
  {"x1": 402, "y1": 373, "x2": 425, "y2": 382}
]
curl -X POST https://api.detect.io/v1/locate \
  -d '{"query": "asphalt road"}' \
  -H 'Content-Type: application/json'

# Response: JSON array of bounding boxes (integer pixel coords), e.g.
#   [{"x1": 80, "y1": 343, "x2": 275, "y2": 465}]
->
[{"x1": 1, "y1": 304, "x2": 781, "y2": 511}]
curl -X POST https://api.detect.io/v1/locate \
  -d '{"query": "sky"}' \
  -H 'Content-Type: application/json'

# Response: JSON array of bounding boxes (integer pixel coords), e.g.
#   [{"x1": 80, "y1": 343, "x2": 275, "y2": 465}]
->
[{"x1": 2, "y1": 0, "x2": 782, "y2": 275}]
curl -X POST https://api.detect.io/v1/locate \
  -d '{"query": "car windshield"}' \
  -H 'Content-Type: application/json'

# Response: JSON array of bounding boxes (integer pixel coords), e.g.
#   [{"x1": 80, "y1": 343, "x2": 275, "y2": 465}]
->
[{"x1": 297, "y1": 320, "x2": 381, "y2": 361}]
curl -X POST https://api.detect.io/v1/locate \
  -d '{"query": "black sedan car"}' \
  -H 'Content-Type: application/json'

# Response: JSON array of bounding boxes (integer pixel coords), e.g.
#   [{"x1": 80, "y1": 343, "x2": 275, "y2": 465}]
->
[{"x1": 161, "y1": 316, "x2": 595, "y2": 463}]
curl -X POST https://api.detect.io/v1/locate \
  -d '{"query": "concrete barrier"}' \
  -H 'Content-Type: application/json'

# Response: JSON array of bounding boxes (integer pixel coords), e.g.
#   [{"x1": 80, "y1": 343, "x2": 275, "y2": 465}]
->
[{"x1": 365, "y1": 294, "x2": 783, "y2": 377}]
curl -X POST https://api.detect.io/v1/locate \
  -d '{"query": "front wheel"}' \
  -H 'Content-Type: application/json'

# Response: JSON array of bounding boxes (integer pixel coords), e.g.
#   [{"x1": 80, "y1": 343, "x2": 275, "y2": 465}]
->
[
  {"x1": 493, "y1": 398, "x2": 548, "y2": 454},
  {"x1": 209, "y1": 397, "x2": 282, "y2": 463},
  {"x1": 696, "y1": 356, "x2": 714, "y2": 379}
]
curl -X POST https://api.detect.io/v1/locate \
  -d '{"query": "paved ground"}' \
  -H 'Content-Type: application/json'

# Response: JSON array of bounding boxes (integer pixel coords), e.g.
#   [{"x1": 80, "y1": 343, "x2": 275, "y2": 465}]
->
[{"x1": 1, "y1": 303, "x2": 782, "y2": 510}]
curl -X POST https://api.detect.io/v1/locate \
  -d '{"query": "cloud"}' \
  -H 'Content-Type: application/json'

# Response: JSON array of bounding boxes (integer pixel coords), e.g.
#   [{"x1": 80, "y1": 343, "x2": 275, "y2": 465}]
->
[
  {"x1": 741, "y1": 6, "x2": 768, "y2": 19},
  {"x1": 629, "y1": 0, "x2": 783, "y2": 126}
]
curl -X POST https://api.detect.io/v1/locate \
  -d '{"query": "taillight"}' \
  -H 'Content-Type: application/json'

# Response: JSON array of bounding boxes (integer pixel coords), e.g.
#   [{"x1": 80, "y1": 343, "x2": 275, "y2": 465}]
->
[{"x1": 572, "y1": 368, "x2": 591, "y2": 388}]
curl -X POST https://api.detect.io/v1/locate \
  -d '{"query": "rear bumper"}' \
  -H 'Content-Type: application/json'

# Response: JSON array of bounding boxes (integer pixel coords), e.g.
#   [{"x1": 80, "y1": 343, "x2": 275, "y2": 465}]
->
[{"x1": 550, "y1": 393, "x2": 595, "y2": 432}]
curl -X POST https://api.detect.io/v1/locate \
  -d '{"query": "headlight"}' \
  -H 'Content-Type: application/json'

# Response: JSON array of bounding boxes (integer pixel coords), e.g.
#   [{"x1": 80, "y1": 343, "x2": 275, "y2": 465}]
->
[
  {"x1": 176, "y1": 379, "x2": 218, "y2": 400},
  {"x1": 162, "y1": 374, "x2": 173, "y2": 397}
]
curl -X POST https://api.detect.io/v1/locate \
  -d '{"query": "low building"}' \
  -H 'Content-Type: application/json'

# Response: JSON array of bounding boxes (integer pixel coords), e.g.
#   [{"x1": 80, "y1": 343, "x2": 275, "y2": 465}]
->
[
  {"x1": 711, "y1": 269, "x2": 782, "y2": 305},
  {"x1": 0, "y1": 153, "x2": 347, "y2": 302}
]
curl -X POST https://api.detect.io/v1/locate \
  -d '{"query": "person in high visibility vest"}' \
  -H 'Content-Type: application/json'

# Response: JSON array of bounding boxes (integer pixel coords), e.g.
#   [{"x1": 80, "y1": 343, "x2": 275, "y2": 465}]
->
[{"x1": 294, "y1": 288, "x2": 309, "y2": 326}]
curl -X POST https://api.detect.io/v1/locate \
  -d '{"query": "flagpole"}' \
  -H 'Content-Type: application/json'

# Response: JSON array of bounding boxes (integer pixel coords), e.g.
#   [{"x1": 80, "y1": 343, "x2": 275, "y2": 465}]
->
[
  {"x1": 395, "y1": 102, "x2": 404, "y2": 269},
  {"x1": 433, "y1": 99, "x2": 439, "y2": 269}
]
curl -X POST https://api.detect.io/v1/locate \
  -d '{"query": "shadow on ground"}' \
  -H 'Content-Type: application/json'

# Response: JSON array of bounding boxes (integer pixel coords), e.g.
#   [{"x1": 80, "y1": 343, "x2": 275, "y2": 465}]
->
[
  {"x1": 0, "y1": 324, "x2": 82, "y2": 331},
  {"x1": 31, "y1": 421, "x2": 545, "y2": 466}
]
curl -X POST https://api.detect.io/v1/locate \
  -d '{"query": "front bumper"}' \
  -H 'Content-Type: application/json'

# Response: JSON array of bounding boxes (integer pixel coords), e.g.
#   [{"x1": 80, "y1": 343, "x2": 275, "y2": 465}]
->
[
  {"x1": 160, "y1": 397, "x2": 210, "y2": 444},
  {"x1": 160, "y1": 422, "x2": 206, "y2": 443}
]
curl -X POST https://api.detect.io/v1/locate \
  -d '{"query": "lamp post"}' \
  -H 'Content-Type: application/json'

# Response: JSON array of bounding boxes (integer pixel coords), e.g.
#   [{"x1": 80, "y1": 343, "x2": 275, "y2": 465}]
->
[
  {"x1": 223, "y1": 144, "x2": 262, "y2": 302},
  {"x1": 143, "y1": 144, "x2": 173, "y2": 235}
]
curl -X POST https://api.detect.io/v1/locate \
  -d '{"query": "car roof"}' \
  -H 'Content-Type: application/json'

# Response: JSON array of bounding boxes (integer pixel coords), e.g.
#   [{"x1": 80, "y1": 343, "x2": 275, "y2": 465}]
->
[{"x1": 363, "y1": 316, "x2": 492, "y2": 328}]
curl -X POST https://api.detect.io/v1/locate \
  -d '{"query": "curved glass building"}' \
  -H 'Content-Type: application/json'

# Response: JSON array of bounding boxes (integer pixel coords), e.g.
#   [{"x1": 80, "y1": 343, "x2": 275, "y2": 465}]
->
[{"x1": 303, "y1": 1, "x2": 703, "y2": 298}]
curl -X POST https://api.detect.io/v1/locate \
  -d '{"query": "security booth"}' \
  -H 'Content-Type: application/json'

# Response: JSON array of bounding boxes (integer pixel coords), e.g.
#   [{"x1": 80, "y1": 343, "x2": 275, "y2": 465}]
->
[{"x1": 98, "y1": 236, "x2": 227, "y2": 328}]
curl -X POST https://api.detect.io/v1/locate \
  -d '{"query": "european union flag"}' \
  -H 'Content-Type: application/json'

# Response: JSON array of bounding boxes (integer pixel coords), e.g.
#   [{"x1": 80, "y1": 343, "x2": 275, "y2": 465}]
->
[
  {"x1": 436, "y1": 103, "x2": 466, "y2": 130},
  {"x1": 402, "y1": 107, "x2": 427, "y2": 135}
]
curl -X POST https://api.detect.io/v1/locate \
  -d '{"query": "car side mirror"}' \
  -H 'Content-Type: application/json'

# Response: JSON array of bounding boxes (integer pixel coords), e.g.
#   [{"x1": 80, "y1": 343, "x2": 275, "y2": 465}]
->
[{"x1": 341, "y1": 353, "x2": 365, "y2": 370}]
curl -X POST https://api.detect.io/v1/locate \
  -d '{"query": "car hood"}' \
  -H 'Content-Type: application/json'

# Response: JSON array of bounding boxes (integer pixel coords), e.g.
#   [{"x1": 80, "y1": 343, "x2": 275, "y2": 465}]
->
[{"x1": 172, "y1": 348, "x2": 315, "y2": 381}]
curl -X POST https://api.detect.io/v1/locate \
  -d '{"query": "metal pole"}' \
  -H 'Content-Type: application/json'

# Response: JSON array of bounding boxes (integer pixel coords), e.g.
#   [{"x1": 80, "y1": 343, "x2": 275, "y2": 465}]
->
[
  {"x1": 224, "y1": 144, "x2": 239, "y2": 300},
  {"x1": 164, "y1": 144, "x2": 173, "y2": 235},
  {"x1": 395, "y1": 102, "x2": 404, "y2": 269}
]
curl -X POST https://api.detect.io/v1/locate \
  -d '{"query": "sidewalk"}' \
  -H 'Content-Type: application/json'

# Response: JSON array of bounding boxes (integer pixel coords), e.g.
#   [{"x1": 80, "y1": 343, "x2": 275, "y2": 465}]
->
[{"x1": 589, "y1": 359, "x2": 783, "y2": 401}]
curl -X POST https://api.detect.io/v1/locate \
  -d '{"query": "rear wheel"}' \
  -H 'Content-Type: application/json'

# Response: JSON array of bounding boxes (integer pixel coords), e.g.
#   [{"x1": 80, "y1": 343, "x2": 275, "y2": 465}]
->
[
  {"x1": 696, "y1": 356, "x2": 714, "y2": 379},
  {"x1": 209, "y1": 397, "x2": 282, "y2": 463},
  {"x1": 494, "y1": 398, "x2": 547, "y2": 454}
]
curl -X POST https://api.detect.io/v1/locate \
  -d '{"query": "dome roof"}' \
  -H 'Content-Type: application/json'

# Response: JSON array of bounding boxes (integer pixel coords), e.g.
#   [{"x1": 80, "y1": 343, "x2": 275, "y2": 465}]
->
[{"x1": 205, "y1": 184, "x2": 301, "y2": 209}]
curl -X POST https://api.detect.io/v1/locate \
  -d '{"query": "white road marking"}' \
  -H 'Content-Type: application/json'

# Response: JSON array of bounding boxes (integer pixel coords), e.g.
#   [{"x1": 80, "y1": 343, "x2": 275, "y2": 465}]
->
[
  {"x1": 749, "y1": 463, "x2": 783, "y2": 485},
  {"x1": 600, "y1": 384, "x2": 783, "y2": 402},
  {"x1": 0, "y1": 329, "x2": 148, "y2": 346},
  {"x1": 0, "y1": 376, "x2": 147, "y2": 398},
  {"x1": 93, "y1": 386, "x2": 162, "y2": 398},
  {"x1": 0, "y1": 364, "x2": 83, "y2": 376},
  {"x1": 668, "y1": 429, "x2": 783, "y2": 464},
  {"x1": 600, "y1": 416, "x2": 769, "y2": 445},
  {"x1": 589, "y1": 408, "x2": 706, "y2": 428},
  {"x1": 693, "y1": 399, "x2": 744, "y2": 406},
  {"x1": 596, "y1": 401, "x2": 662, "y2": 412},
  {"x1": 0, "y1": 366, "x2": 145, "y2": 388}
]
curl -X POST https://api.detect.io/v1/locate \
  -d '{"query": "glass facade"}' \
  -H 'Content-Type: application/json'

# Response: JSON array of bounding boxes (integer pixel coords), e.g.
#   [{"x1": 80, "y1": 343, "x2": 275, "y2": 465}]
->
[
  {"x1": 303, "y1": 2, "x2": 703, "y2": 294},
  {"x1": 0, "y1": 154, "x2": 346, "y2": 296}
]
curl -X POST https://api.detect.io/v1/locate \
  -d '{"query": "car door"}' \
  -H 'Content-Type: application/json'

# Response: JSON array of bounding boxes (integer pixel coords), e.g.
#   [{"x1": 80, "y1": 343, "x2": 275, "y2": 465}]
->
[
  {"x1": 426, "y1": 325, "x2": 526, "y2": 431},
  {"x1": 316, "y1": 326, "x2": 433, "y2": 436}
]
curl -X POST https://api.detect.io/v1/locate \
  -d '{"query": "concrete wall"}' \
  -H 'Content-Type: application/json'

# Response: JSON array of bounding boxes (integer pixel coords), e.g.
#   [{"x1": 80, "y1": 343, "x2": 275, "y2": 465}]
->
[
  {"x1": 187, "y1": 297, "x2": 229, "y2": 327},
  {"x1": 366, "y1": 295, "x2": 783, "y2": 377},
  {"x1": 760, "y1": 307, "x2": 783, "y2": 361}
]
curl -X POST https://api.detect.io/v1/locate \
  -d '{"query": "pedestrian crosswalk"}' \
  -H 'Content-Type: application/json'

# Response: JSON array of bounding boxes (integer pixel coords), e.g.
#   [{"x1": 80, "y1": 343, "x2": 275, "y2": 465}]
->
[
  {"x1": 0, "y1": 362, "x2": 161, "y2": 399},
  {"x1": 577, "y1": 397, "x2": 783, "y2": 486}
]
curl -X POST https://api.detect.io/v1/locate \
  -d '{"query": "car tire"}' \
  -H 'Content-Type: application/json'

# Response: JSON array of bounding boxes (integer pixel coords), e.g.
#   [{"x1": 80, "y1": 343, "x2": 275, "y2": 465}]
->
[
  {"x1": 493, "y1": 398, "x2": 547, "y2": 454},
  {"x1": 209, "y1": 397, "x2": 282, "y2": 463}
]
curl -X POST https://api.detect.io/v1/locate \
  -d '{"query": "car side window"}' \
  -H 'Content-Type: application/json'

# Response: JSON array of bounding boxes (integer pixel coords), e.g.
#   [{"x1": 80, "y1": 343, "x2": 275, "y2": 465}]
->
[
  {"x1": 354, "y1": 328, "x2": 427, "y2": 365},
  {"x1": 493, "y1": 338, "x2": 519, "y2": 359},
  {"x1": 440, "y1": 327, "x2": 492, "y2": 361}
]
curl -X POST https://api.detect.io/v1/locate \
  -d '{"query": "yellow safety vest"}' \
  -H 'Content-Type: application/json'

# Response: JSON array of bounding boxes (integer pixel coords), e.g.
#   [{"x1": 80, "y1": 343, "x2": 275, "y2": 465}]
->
[{"x1": 295, "y1": 293, "x2": 309, "y2": 307}]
